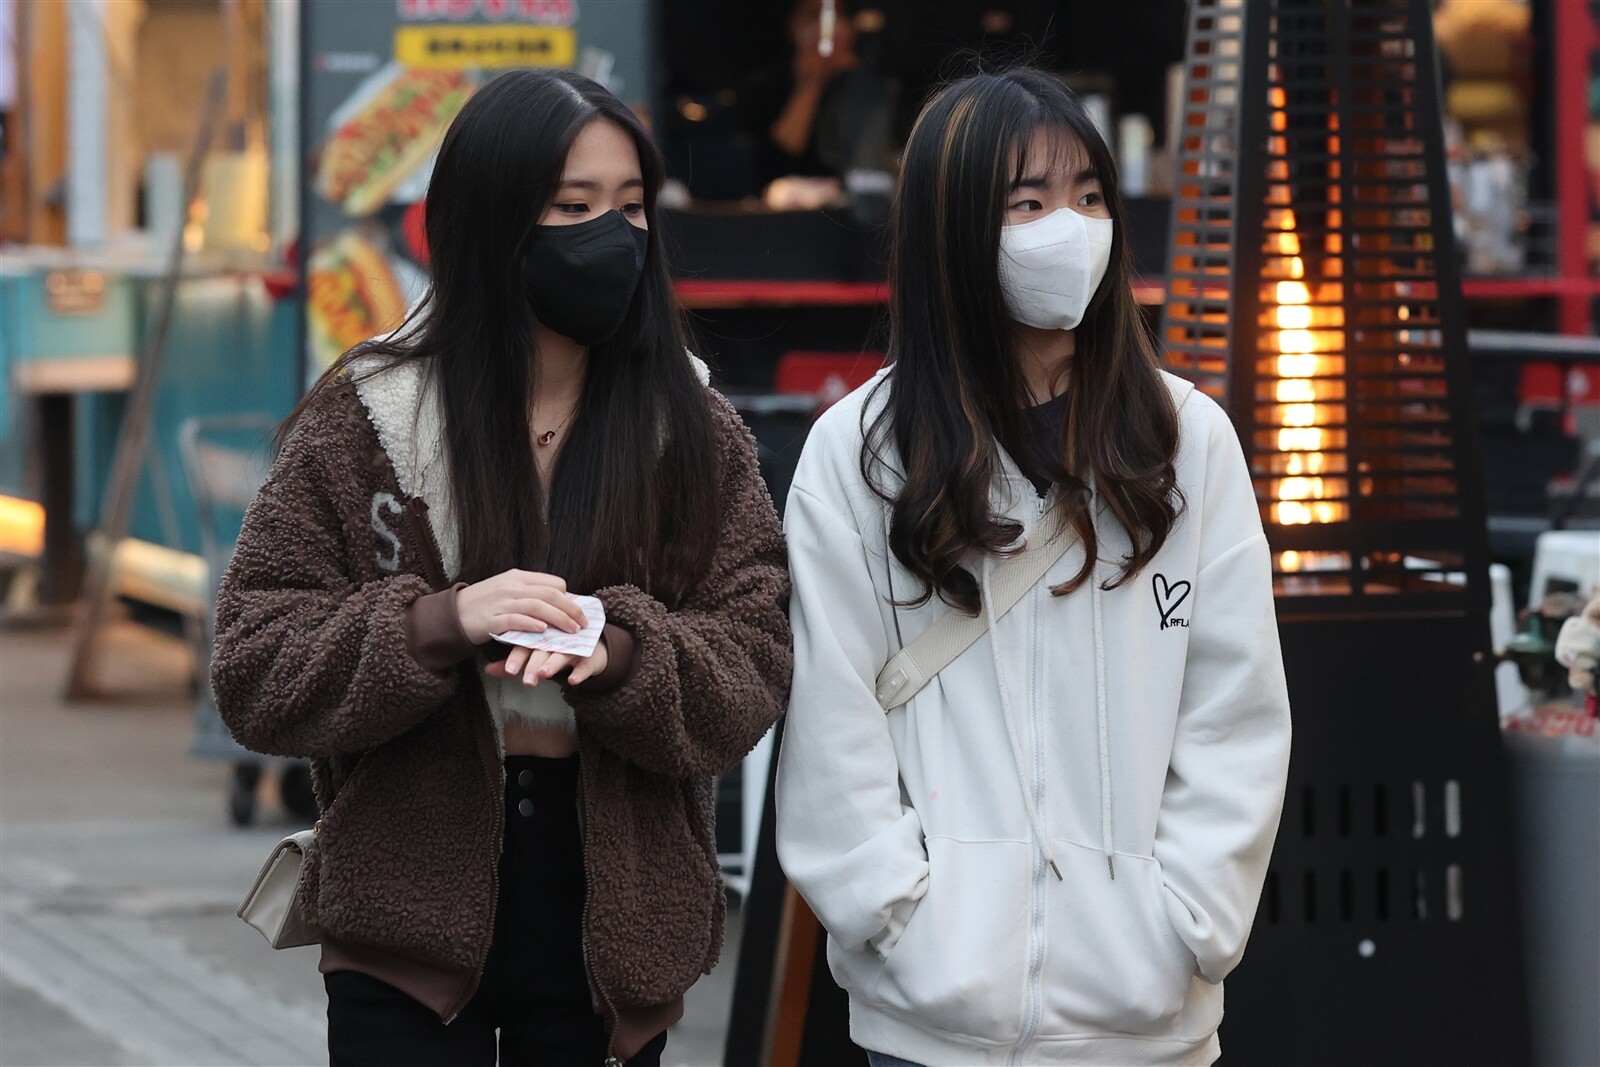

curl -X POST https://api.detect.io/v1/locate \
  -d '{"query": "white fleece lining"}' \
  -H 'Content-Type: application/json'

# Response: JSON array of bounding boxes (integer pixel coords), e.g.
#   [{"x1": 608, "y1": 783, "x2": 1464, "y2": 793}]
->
[
  {"x1": 348, "y1": 350, "x2": 713, "y2": 733},
  {"x1": 350, "y1": 355, "x2": 461, "y2": 578}
]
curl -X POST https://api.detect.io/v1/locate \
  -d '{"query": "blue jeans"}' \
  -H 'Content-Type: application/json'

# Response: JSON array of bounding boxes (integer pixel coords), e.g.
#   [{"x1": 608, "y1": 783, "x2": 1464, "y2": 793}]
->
[{"x1": 865, "y1": 1052, "x2": 926, "y2": 1067}]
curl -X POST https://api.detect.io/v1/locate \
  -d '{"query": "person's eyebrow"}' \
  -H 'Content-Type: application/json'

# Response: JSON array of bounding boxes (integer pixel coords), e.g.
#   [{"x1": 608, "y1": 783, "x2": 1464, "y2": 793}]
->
[
  {"x1": 1010, "y1": 173, "x2": 1052, "y2": 190},
  {"x1": 1074, "y1": 167, "x2": 1100, "y2": 184},
  {"x1": 558, "y1": 177, "x2": 645, "y2": 191}
]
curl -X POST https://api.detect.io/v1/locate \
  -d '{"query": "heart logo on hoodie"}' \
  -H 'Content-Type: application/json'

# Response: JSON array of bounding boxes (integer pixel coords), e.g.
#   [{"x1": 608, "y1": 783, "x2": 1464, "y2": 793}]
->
[{"x1": 1153, "y1": 573, "x2": 1191, "y2": 630}]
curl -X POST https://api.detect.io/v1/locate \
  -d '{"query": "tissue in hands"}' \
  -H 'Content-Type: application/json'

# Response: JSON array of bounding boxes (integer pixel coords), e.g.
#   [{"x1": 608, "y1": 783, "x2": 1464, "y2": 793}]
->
[{"x1": 493, "y1": 594, "x2": 606, "y2": 658}]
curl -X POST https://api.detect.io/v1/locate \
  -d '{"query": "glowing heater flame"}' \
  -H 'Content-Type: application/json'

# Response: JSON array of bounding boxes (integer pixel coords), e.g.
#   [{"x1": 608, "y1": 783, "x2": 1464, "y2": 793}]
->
[{"x1": 1265, "y1": 118, "x2": 1349, "y2": 526}]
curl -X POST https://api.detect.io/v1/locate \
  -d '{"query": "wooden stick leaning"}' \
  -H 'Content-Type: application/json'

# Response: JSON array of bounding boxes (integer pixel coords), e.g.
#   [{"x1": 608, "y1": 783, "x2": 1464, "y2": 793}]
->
[{"x1": 63, "y1": 70, "x2": 227, "y2": 701}]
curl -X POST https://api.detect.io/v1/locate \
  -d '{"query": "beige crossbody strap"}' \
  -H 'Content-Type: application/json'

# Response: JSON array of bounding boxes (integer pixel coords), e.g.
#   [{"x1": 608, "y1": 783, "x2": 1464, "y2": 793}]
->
[{"x1": 874, "y1": 522, "x2": 1072, "y2": 711}]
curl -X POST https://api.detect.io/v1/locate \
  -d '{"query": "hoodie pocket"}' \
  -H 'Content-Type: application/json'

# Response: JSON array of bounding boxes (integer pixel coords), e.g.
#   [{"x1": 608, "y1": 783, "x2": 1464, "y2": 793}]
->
[
  {"x1": 868, "y1": 838, "x2": 1032, "y2": 1041},
  {"x1": 1042, "y1": 842, "x2": 1198, "y2": 1036}
]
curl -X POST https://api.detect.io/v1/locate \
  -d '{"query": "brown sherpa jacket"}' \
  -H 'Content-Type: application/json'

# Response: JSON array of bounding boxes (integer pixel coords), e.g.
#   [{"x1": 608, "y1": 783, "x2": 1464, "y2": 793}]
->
[{"x1": 212, "y1": 366, "x2": 791, "y2": 1063}]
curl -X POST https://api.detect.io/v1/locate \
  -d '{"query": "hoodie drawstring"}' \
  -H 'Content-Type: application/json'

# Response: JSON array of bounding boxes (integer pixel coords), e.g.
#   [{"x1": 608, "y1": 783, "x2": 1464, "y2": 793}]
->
[
  {"x1": 984, "y1": 481, "x2": 1117, "y2": 886},
  {"x1": 1086, "y1": 482, "x2": 1117, "y2": 881},
  {"x1": 983, "y1": 556, "x2": 1063, "y2": 882},
  {"x1": 1092, "y1": 574, "x2": 1116, "y2": 881}
]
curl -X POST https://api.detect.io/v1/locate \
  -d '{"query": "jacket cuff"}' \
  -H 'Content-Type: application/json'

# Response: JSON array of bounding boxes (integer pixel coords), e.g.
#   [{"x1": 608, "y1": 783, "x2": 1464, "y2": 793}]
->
[
  {"x1": 869, "y1": 895, "x2": 922, "y2": 960},
  {"x1": 570, "y1": 623, "x2": 637, "y2": 693},
  {"x1": 403, "y1": 582, "x2": 477, "y2": 671}
]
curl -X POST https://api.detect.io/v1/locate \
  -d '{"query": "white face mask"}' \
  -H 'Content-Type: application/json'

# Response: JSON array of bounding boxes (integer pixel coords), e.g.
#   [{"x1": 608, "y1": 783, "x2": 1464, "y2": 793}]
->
[{"x1": 997, "y1": 208, "x2": 1115, "y2": 331}]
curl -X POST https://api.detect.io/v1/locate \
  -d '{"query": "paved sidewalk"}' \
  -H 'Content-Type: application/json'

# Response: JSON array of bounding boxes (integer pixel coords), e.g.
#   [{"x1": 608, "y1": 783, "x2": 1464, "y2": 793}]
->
[{"x1": 0, "y1": 620, "x2": 737, "y2": 1066}]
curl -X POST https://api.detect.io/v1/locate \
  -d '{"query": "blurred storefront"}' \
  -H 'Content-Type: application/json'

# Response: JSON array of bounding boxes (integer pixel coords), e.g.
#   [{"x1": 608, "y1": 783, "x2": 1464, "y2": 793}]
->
[
  {"x1": 0, "y1": 0, "x2": 300, "y2": 616},
  {"x1": 2, "y1": 0, "x2": 1592, "y2": 617}
]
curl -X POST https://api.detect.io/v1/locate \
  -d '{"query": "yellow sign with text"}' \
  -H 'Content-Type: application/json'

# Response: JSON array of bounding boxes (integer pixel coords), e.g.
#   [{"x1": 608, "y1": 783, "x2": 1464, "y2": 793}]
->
[{"x1": 395, "y1": 25, "x2": 576, "y2": 70}]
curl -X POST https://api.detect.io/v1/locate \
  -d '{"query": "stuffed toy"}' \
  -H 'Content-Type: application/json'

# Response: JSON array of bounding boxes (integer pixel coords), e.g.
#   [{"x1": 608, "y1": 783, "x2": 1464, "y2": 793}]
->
[{"x1": 1554, "y1": 584, "x2": 1600, "y2": 714}]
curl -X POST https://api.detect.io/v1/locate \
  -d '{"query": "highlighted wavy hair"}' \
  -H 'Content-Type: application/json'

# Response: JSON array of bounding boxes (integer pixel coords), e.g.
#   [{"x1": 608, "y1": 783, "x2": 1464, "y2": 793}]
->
[{"x1": 864, "y1": 67, "x2": 1182, "y2": 614}]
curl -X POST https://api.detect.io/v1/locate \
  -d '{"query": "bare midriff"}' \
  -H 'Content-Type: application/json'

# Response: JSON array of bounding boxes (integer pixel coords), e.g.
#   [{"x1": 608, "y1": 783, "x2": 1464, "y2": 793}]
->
[{"x1": 502, "y1": 717, "x2": 579, "y2": 758}]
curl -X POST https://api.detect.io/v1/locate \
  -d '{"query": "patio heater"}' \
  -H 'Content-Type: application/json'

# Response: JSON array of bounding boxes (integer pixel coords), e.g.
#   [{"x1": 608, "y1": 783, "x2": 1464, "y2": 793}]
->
[{"x1": 1162, "y1": 0, "x2": 1530, "y2": 1062}]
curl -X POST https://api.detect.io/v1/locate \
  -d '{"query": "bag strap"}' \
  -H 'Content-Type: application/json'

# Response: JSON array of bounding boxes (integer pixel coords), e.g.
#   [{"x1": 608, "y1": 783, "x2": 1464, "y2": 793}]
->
[{"x1": 874, "y1": 520, "x2": 1072, "y2": 711}]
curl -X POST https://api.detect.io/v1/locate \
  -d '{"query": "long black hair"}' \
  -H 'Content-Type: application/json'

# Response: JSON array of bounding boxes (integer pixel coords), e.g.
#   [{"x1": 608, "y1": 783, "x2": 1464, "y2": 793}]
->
[
  {"x1": 866, "y1": 67, "x2": 1181, "y2": 614},
  {"x1": 288, "y1": 69, "x2": 719, "y2": 603}
]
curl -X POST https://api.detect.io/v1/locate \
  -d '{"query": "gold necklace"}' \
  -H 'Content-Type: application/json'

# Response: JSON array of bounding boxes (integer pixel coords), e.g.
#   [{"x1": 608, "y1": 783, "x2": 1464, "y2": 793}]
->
[{"x1": 535, "y1": 405, "x2": 576, "y2": 446}]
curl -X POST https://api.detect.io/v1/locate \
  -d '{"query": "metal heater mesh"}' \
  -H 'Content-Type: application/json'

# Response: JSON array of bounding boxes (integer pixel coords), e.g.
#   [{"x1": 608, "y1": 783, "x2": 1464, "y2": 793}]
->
[
  {"x1": 1162, "y1": 1, "x2": 1529, "y2": 1062},
  {"x1": 1166, "y1": 0, "x2": 1491, "y2": 610}
]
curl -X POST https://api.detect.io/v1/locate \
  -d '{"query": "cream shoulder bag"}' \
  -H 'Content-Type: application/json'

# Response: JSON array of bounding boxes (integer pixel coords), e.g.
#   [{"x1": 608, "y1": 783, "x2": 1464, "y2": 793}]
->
[
  {"x1": 874, "y1": 521, "x2": 1072, "y2": 712},
  {"x1": 238, "y1": 828, "x2": 321, "y2": 949}
]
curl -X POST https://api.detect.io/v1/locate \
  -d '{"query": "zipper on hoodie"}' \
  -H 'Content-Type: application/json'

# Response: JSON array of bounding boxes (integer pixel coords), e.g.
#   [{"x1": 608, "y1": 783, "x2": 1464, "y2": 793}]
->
[
  {"x1": 399, "y1": 504, "x2": 502, "y2": 1027},
  {"x1": 441, "y1": 755, "x2": 501, "y2": 1025},
  {"x1": 575, "y1": 772, "x2": 625, "y2": 1065},
  {"x1": 428, "y1": 662, "x2": 502, "y2": 1023},
  {"x1": 441, "y1": 668, "x2": 505, "y2": 1025},
  {"x1": 399, "y1": 498, "x2": 449, "y2": 592},
  {"x1": 1012, "y1": 491, "x2": 1050, "y2": 1064}
]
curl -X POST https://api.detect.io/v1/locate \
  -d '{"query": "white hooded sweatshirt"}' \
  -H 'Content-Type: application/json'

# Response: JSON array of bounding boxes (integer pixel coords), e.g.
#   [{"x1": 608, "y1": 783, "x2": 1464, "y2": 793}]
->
[{"x1": 776, "y1": 369, "x2": 1292, "y2": 1066}]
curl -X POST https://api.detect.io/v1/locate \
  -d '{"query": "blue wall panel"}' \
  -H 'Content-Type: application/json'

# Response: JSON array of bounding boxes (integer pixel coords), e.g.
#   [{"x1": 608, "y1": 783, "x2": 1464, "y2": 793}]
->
[
  {"x1": 1, "y1": 269, "x2": 299, "y2": 555},
  {"x1": 110, "y1": 279, "x2": 301, "y2": 552}
]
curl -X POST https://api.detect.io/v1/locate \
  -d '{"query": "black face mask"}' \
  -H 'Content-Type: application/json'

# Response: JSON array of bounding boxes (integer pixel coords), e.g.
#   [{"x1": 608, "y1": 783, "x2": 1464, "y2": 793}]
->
[{"x1": 524, "y1": 210, "x2": 649, "y2": 345}]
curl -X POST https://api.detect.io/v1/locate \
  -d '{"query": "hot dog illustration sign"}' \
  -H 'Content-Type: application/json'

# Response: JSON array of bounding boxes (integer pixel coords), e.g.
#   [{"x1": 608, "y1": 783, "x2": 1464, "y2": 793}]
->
[
  {"x1": 304, "y1": 57, "x2": 465, "y2": 370},
  {"x1": 300, "y1": 0, "x2": 589, "y2": 373},
  {"x1": 397, "y1": 0, "x2": 576, "y2": 20},
  {"x1": 316, "y1": 67, "x2": 475, "y2": 217},
  {"x1": 395, "y1": 0, "x2": 578, "y2": 71}
]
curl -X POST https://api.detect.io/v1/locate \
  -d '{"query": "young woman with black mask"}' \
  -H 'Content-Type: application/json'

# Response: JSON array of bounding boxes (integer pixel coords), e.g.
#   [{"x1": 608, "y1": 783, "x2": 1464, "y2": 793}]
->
[
  {"x1": 213, "y1": 70, "x2": 792, "y2": 1066},
  {"x1": 776, "y1": 69, "x2": 1291, "y2": 1066}
]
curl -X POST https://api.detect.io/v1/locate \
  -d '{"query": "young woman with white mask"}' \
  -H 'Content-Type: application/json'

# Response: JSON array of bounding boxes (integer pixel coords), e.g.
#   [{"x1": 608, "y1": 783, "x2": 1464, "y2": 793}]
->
[{"x1": 776, "y1": 69, "x2": 1292, "y2": 1066}]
